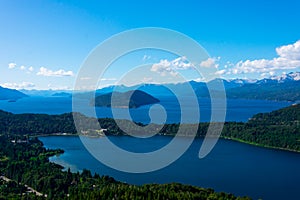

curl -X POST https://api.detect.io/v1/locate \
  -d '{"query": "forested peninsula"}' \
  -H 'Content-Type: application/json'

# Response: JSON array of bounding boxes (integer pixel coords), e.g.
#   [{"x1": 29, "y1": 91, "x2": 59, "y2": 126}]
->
[{"x1": 0, "y1": 104, "x2": 299, "y2": 152}]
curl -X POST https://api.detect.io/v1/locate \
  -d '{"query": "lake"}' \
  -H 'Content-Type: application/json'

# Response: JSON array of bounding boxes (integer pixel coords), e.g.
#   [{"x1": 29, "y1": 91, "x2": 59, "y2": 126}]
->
[
  {"x1": 39, "y1": 135, "x2": 300, "y2": 200},
  {"x1": 2, "y1": 95, "x2": 298, "y2": 199},
  {"x1": 0, "y1": 96, "x2": 292, "y2": 123}
]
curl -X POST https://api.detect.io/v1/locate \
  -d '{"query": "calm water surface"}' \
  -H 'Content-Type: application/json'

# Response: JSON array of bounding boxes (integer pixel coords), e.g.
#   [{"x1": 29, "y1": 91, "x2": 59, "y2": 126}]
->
[
  {"x1": 0, "y1": 96, "x2": 292, "y2": 123},
  {"x1": 2, "y1": 96, "x2": 298, "y2": 199},
  {"x1": 40, "y1": 135, "x2": 300, "y2": 200}
]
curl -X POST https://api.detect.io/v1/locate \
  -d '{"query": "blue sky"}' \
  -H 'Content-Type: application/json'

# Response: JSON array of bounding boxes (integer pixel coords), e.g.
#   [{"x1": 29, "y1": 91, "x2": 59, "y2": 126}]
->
[{"x1": 1, "y1": 0, "x2": 300, "y2": 90}]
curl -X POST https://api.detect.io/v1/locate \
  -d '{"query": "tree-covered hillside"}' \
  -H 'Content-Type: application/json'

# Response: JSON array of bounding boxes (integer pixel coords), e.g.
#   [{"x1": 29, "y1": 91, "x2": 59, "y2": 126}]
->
[
  {"x1": 222, "y1": 104, "x2": 300, "y2": 151},
  {"x1": 249, "y1": 104, "x2": 300, "y2": 125},
  {"x1": 0, "y1": 104, "x2": 299, "y2": 151}
]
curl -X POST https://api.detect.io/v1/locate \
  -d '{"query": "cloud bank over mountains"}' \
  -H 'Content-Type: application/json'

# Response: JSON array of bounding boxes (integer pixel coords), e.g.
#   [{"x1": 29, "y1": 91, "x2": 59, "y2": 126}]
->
[
  {"x1": 216, "y1": 40, "x2": 300, "y2": 76},
  {"x1": 150, "y1": 56, "x2": 195, "y2": 77},
  {"x1": 148, "y1": 40, "x2": 300, "y2": 79},
  {"x1": 3, "y1": 40, "x2": 300, "y2": 90},
  {"x1": 37, "y1": 67, "x2": 74, "y2": 77}
]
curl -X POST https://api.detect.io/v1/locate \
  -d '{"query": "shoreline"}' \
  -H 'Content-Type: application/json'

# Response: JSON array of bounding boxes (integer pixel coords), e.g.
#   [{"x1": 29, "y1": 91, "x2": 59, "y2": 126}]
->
[
  {"x1": 222, "y1": 136, "x2": 300, "y2": 153},
  {"x1": 33, "y1": 133, "x2": 79, "y2": 137},
  {"x1": 35, "y1": 133, "x2": 106, "y2": 138},
  {"x1": 37, "y1": 133, "x2": 300, "y2": 154}
]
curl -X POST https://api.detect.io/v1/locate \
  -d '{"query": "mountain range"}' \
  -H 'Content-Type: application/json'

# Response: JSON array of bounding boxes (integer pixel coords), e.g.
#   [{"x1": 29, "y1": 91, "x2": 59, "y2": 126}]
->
[
  {"x1": 1, "y1": 72, "x2": 300, "y2": 102},
  {"x1": 224, "y1": 72, "x2": 300, "y2": 101},
  {"x1": 93, "y1": 72, "x2": 300, "y2": 101},
  {"x1": 0, "y1": 86, "x2": 28, "y2": 101}
]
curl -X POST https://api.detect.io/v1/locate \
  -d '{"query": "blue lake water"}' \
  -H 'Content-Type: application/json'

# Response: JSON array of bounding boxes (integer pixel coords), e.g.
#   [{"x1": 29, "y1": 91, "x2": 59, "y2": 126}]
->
[
  {"x1": 39, "y1": 135, "x2": 300, "y2": 200},
  {"x1": 1, "y1": 96, "x2": 298, "y2": 199},
  {"x1": 0, "y1": 96, "x2": 292, "y2": 123}
]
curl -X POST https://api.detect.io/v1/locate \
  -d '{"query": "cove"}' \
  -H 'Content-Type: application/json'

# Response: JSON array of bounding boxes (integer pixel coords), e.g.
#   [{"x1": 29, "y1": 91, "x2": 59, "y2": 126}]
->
[{"x1": 40, "y1": 135, "x2": 300, "y2": 200}]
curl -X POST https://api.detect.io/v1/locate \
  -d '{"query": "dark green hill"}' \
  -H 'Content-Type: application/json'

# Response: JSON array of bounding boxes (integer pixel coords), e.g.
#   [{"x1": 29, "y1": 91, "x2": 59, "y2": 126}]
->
[
  {"x1": 222, "y1": 104, "x2": 300, "y2": 151},
  {"x1": 0, "y1": 86, "x2": 28, "y2": 100},
  {"x1": 249, "y1": 104, "x2": 300, "y2": 125},
  {"x1": 0, "y1": 110, "x2": 76, "y2": 135},
  {"x1": 93, "y1": 90, "x2": 160, "y2": 108}
]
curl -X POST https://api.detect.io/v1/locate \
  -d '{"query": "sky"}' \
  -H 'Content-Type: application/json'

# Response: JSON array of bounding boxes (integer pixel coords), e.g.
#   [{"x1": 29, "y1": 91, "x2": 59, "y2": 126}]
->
[{"x1": 1, "y1": 0, "x2": 300, "y2": 90}]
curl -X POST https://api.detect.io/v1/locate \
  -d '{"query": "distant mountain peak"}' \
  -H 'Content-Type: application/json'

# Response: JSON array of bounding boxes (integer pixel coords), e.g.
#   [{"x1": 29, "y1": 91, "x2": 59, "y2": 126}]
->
[
  {"x1": 227, "y1": 78, "x2": 258, "y2": 84},
  {"x1": 224, "y1": 72, "x2": 300, "y2": 84},
  {"x1": 269, "y1": 72, "x2": 300, "y2": 82},
  {"x1": 0, "y1": 86, "x2": 28, "y2": 100}
]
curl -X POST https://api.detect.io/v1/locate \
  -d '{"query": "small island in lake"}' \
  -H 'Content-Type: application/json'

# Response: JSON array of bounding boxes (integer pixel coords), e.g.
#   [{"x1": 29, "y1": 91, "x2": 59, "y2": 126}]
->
[{"x1": 92, "y1": 90, "x2": 160, "y2": 108}]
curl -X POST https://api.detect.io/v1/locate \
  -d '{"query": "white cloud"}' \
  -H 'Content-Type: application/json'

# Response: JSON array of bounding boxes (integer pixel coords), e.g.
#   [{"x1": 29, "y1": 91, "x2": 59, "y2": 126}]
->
[
  {"x1": 37, "y1": 67, "x2": 74, "y2": 77},
  {"x1": 20, "y1": 65, "x2": 26, "y2": 70},
  {"x1": 1, "y1": 82, "x2": 35, "y2": 89},
  {"x1": 215, "y1": 69, "x2": 226, "y2": 75},
  {"x1": 276, "y1": 40, "x2": 300, "y2": 60},
  {"x1": 200, "y1": 57, "x2": 220, "y2": 68},
  {"x1": 199, "y1": 57, "x2": 226, "y2": 76},
  {"x1": 226, "y1": 40, "x2": 300, "y2": 75},
  {"x1": 151, "y1": 56, "x2": 194, "y2": 76},
  {"x1": 7, "y1": 63, "x2": 34, "y2": 73},
  {"x1": 28, "y1": 66, "x2": 34, "y2": 72},
  {"x1": 8, "y1": 63, "x2": 17, "y2": 69},
  {"x1": 260, "y1": 71, "x2": 276, "y2": 78}
]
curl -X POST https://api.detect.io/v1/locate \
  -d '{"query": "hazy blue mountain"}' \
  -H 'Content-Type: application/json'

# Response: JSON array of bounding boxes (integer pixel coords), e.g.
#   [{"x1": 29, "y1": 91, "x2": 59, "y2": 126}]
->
[
  {"x1": 92, "y1": 72, "x2": 300, "y2": 101},
  {"x1": 95, "y1": 84, "x2": 174, "y2": 97},
  {"x1": 19, "y1": 72, "x2": 300, "y2": 102},
  {"x1": 226, "y1": 80, "x2": 300, "y2": 101},
  {"x1": 92, "y1": 90, "x2": 160, "y2": 108},
  {"x1": 95, "y1": 81, "x2": 209, "y2": 97},
  {"x1": 94, "y1": 78, "x2": 257, "y2": 98},
  {"x1": 0, "y1": 86, "x2": 28, "y2": 100}
]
